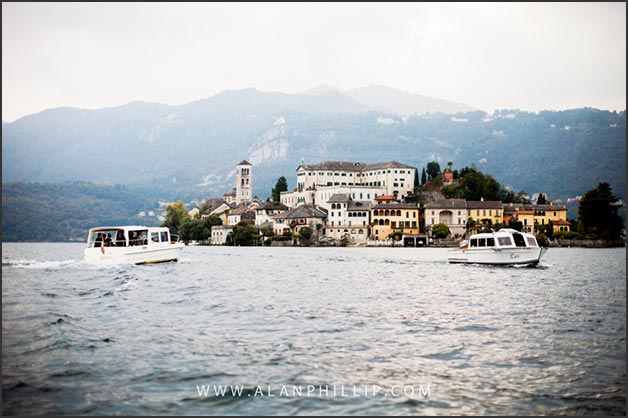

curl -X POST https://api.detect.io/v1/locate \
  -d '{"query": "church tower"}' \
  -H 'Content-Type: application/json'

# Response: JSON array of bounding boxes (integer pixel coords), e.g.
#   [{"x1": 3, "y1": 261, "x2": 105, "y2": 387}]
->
[{"x1": 235, "y1": 160, "x2": 252, "y2": 205}]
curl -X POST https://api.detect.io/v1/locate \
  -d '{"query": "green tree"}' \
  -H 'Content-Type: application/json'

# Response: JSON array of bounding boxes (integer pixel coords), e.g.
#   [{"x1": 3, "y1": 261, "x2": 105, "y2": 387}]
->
[
  {"x1": 161, "y1": 200, "x2": 189, "y2": 235},
  {"x1": 447, "y1": 165, "x2": 502, "y2": 201},
  {"x1": 508, "y1": 219, "x2": 523, "y2": 232},
  {"x1": 271, "y1": 176, "x2": 288, "y2": 202},
  {"x1": 421, "y1": 167, "x2": 427, "y2": 186},
  {"x1": 232, "y1": 222, "x2": 260, "y2": 246},
  {"x1": 432, "y1": 223, "x2": 450, "y2": 238},
  {"x1": 260, "y1": 224, "x2": 274, "y2": 238},
  {"x1": 387, "y1": 230, "x2": 403, "y2": 240},
  {"x1": 426, "y1": 161, "x2": 441, "y2": 180},
  {"x1": 413, "y1": 169, "x2": 419, "y2": 192},
  {"x1": 578, "y1": 182, "x2": 624, "y2": 241},
  {"x1": 298, "y1": 226, "x2": 313, "y2": 245},
  {"x1": 537, "y1": 193, "x2": 547, "y2": 204}
]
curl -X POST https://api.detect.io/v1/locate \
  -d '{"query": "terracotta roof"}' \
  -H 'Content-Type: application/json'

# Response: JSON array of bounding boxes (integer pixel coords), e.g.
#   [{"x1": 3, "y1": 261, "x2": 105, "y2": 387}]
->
[
  {"x1": 375, "y1": 195, "x2": 395, "y2": 201},
  {"x1": 372, "y1": 202, "x2": 419, "y2": 210},
  {"x1": 553, "y1": 219, "x2": 571, "y2": 225}
]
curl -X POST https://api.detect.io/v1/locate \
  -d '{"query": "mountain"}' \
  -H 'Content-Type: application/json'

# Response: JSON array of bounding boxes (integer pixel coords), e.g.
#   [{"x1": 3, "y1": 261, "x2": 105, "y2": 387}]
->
[
  {"x1": 300, "y1": 84, "x2": 341, "y2": 96},
  {"x1": 301, "y1": 84, "x2": 474, "y2": 115},
  {"x1": 2, "y1": 89, "x2": 626, "y2": 211}
]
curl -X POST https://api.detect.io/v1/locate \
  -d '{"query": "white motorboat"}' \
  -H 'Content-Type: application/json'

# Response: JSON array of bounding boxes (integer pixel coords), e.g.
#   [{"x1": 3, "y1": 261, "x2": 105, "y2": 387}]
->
[
  {"x1": 84, "y1": 226, "x2": 184, "y2": 265},
  {"x1": 447, "y1": 228, "x2": 545, "y2": 266}
]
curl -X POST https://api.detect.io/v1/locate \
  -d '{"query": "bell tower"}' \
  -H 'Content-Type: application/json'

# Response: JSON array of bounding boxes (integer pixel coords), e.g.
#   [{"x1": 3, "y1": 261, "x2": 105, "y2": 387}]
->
[{"x1": 235, "y1": 160, "x2": 252, "y2": 204}]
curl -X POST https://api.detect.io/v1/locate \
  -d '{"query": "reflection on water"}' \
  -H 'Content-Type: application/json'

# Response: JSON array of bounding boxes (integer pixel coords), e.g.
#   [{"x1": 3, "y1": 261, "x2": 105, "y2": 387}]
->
[{"x1": 2, "y1": 244, "x2": 626, "y2": 415}]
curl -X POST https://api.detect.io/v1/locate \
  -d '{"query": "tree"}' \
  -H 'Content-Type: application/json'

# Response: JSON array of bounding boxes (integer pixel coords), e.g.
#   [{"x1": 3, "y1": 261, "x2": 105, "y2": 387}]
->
[
  {"x1": 426, "y1": 161, "x2": 441, "y2": 180},
  {"x1": 298, "y1": 226, "x2": 313, "y2": 246},
  {"x1": 508, "y1": 219, "x2": 523, "y2": 232},
  {"x1": 413, "y1": 169, "x2": 419, "y2": 192},
  {"x1": 578, "y1": 182, "x2": 624, "y2": 241},
  {"x1": 232, "y1": 222, "x2": 260, "y2": 246},
  {"x1": 421, "y1": 167, "x2": 427, "y2": 186},
  {"x1": 537, "y1": 193, "x2": 547, "y2": 204},
  {"x1": 161, "y1": 200, "x2": 189, "y2": 235},
  {"x1": 387, "y1": 231, "x2": 403, "y2": 241},
  {"x1": 445, "y1": 165, "x2": 504, "y2": 201},
  {"x1": 260, "y1": 224, "x2": 274, "y2": 238},
  {"x1": 432, "y1": 223, "x2": 450, "y2": 238},
  {"x1": 271, "y1": 176, "x2": 288, "y2": 202}
]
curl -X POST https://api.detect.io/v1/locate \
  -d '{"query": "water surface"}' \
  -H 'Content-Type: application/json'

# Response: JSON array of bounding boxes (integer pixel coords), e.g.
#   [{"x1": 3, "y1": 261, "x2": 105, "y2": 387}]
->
[{"x1": 2, "y1": 244, "x2": 626, "y2": 415}]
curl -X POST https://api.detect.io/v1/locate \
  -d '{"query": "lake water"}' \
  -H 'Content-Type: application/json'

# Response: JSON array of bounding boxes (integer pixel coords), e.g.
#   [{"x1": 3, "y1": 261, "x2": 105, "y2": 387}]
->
[{"x1": 2, "y1": 243, "x2": 626, "y2": 415}]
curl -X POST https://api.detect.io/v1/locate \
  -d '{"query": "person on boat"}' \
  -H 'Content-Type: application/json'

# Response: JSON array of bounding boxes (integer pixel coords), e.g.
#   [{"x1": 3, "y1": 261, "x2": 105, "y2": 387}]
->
[
  {"x1": 115, "y1": 230, "x2": 125, "y2": 247},
  {"x1": 94, "y1": 232, "x2": 103, "y2": 247},
  {"x1": 105, "y1": 233, "x2": 113, "y2": 247}
]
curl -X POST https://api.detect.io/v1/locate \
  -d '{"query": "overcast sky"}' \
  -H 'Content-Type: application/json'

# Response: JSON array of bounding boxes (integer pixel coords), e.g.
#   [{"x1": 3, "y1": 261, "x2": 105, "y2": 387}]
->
[{"x1": 2, "y1": 2, "x2": 626, "y2": 122}]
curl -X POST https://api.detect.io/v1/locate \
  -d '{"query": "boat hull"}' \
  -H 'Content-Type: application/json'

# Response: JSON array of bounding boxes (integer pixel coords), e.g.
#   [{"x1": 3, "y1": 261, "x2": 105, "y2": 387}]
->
[
  {"x1": 447, "y1": 247, "x2": 544, "y2": 265},
  {"x1": 84, "y1": 243, "x2": 185, "y2": 265}
]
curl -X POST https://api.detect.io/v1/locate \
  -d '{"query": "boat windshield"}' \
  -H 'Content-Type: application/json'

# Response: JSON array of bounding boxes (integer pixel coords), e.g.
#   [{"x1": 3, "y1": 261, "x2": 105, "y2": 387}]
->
[
  {"x1": 512, "y1": 233, "x2": 527, "y2": 247},
  {"x1": 89, "y1": 229, "x2": 127, "y2": 248}
]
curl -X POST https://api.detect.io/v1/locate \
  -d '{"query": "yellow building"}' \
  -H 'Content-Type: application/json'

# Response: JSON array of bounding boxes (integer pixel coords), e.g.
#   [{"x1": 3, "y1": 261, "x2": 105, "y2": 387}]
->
[
  {"x1": 503, "y1": 203, "x2": 569, "y2": 234},
  {"x1": 465, "y1": 200, "x2": 504, "y2": 234},
  {"x1": 370, "y1": 201, "x2": 420, "y2": 240},
  {"x1": 552, "y1": 219, "x2": 572, "y2": 233}
]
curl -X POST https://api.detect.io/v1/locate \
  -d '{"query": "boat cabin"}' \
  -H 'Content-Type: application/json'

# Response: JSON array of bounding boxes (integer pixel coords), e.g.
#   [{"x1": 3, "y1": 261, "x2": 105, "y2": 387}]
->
[
  {"x1": 468, "y1": 229, "x2": 538, "y2": 248},
  {"x1": 86, "y1": 226, "x2": 176, "y2": 248}
]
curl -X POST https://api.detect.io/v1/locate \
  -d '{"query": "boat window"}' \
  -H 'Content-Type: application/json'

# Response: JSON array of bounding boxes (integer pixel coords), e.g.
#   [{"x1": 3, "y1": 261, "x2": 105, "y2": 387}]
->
[
  {"x1": 512, "y1": 233, "x2": 526, "y2": 247},
  {"x1": 151, "y1": 232, "x2": 159, "y2": 243},
  {"x1": 470, "y1": 238, "x2": 478, "y2": 247},
  {"x1": 479, "y1": 238, "x2": 486, "y2": 247},
  {"x1": 498, "y1": 237, "x2": 512, "y2": 246},
  {"x1": 90, "y1": 230, "x2": 120, "y2": 248},
  {"x1": 161, "y1": 231, "x2": 168, "y2": 242},
  {"x1": 526, "y1": 237, "x2": 538, "y2": 247},
  {"x1": 130, "y1": 230, "x2": 148, "y2": 246},
  {"x1": 487, "y1": 237, "x2": 495, "y2": 247}
]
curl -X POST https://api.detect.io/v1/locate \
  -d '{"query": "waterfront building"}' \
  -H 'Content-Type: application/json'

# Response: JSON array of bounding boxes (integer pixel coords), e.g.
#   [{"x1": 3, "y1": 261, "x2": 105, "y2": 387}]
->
[
  {"x1": 270, "y1": 204, "x2": 327, "y2": 237},
  {"x1": 424, "y1": 199, "x2": 468, "y2": 237},
  {"x1": 503, "y1": 203, "x2": 569, "y2": 233},
  {"x1": 227, "y1": 205, "x2": 256, "y2": 226},
  {"x1": 211, "y1": 225, "x2": 233, "y2": 245},
  {"x1": 466, "y1": 200, "x2": 504, "y2": 233},
  {"x1": 320, "y1": 193, "x2": 371, "y2": 243},
  {"x1": 255, "y1": 201, "x2": 289, "y2": 226},
  {"x1": 369, "y1": 198, "x2": 420, "y2": 240},
  {"x1": 281, "y1": 160, "x2": 416, "y2": 208}
]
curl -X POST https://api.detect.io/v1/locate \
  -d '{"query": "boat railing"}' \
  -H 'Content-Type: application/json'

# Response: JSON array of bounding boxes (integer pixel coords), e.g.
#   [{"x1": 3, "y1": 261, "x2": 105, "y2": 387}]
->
[{"x1": 171, "y1": 234, "x2": 180, "y2": 243}]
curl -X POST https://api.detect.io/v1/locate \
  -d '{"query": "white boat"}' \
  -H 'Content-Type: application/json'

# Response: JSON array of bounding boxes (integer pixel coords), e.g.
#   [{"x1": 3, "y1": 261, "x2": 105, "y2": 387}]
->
[
  {"x1": 84, "y1": 226, "x2": 184, "y2": 265},
  {"x1": 447, "y1": 228, "x2": 545, "y2": 266}
]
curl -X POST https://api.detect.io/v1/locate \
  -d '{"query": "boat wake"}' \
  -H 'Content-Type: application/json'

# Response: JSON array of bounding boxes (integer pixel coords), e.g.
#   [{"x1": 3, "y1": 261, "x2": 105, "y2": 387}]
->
[{"x1": 2, "y1": 259, "x2": 81, "y2": 269}]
